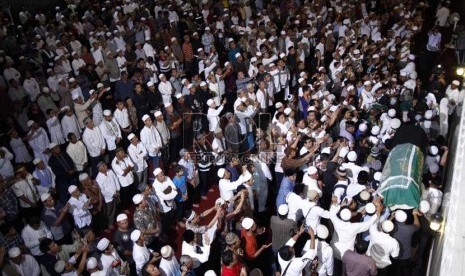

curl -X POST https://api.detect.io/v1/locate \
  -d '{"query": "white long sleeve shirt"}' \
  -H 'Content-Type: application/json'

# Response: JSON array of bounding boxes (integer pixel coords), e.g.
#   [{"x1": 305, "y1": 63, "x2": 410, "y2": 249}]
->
[
  {"x1": 367, "y1": 224, "x2": 400, "y2": 268},
  {"x1": 68, "y1": 194, "x2": 92, "y2": 228},
  {"x1": 100, "y1": 249, "x2": 124, "y2": 273},
  {"x1": 10, "y1": 137, "x2": 32, "y2": 164},
  {"x1": 66, "y1": 141, "x2": 88, "y2": 171},
  {"x1": 114, "y1": 108, "x2": 131, "y2": 129},
  {"x1": 111, "y1": 156, "x2": 135, "y2": 188},
  {"x1": 133, "y1": 243, "x2": 152, "y2": 275},
  {"x1": 23, "y1": 78, "x2": 41, "y2": 102},
  {"x1": 2, "y1": 255, "x2": 41, "y2": 276},
  {"x1": 181, "y1": 241, "x2": 211, "y2": 269},
  {"x1": 96, "y1": 170, "x2": 121, "y2": 203},
  {"x1": 219, "y1": 176, "x2": 244, "y2": 201},
  {"x1": 0, "y1": 147, "x2": 14, "y2": 179},
  {"x1": 82, "y1": 127, "x2": 106, "y2": 157},
  {"x1": 153, "y1": 176, "x2": 177, "y2": 213},
  {"x1": 61, "y1": 114, "x2": 81, "y2": 140},
  {"x1": 12, "y1": 177, "x2": 40, "y2": 208},
  {"x1": 140, "y1": 125, "x2": 163, "y2": 157},
  {"x1": 330, "y1": 205, "x2": 378, "y2": 260},
  {"x1": 303, "y1": 202, "x2": 330, "y2": 233},
  {"x1": 46, "y1": 116, "x2": 66, "y2": 145},
  {"x1": 99, "y1": 118, "x2": 122, "y2": 151},
  {"x1": 21, "y1": 222, "x2": 52, "y2": 256},
  {"x1": 158, "y1": 81, "x2": 173, "y2": 105},
  {"x1": 303, "y1": 239, "x2": 334, "y2": 276},
  {"x1": 207, "y1": 105, "x2": 224, "y2": 132},
  {"x1": 27, "y1": 127, "x2": 50, "y2": 162},
  {"x1": 278, "y1": 238, "x2": 316, "y2": 276},
  {"x1": 127, "y1": 142, "x2": 148, "y2": 173}
]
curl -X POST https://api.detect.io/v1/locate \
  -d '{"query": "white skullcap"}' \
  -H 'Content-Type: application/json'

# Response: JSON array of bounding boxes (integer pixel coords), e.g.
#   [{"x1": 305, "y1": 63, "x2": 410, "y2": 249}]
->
[
  {"x1": 205, "y1": 271, "x2": 217, "y2": 276},
  {"x1": 278, "y1": 204, "x2": 289, "y2": 215},
  {"x1": 371, "y1": 126, "x2": 380, "y2": 135},
  {"x1": 130, "y1": 229, "x2": 141, "y2": 242},
  {"x1": 382, "y1": 220, "x2": 394, "y2": 233},
  {"x1": 251, "y1": 57, "x2": 257, "y2": 62},
  {"x1": 68, "y1": 185, "x2": 78, "y2": 194},
  {"x1": 347, "y1": 151, "x2": 357, "y2": 162},
  {"x1": 365, "y1": 203, "x2": 376, "y2": 214},
  {"x1": 132, "y1": 194, "x2": 144, "y2": 205},
  {"x1": 340, "y1": 208, "x2": 352, "y2": 221},
  {"x1": 103, "y1": 109, "x2": 112, "y2": 116},
  {"x1": 153, "y1": 168, "x2": 163, "y2": 176},
  {"x1": 154, "y1": 111, "x2": 162, "y2": 117},
  {"x1": 424, "y1": 110, "x2": 433, "y2": 120},
  {"x1": 275, "y1": 102, "x2": 283, "y2": 108},
  {"x1": 215, "y1": 198, "x2": 225, "y2": 206},
  {"x1": 316, "y1": 225, "x2": 329, "y2": 239},
  {"x1": 217, "y1": 168, "x2": 226, "y2": 178},
  {"x1": 388, "y1": 109, "x2": 396, "y2": 118},
  {"x1": 97, "y1": 238, "x2": 110, "y2": 251},
  {"x1": 127, "y1": 133, "x2": 136, "y2": 141},
  {"x1": 359, "y1": 123, "x2": 367, "y2": 132},
  {"x1": 8, "y1": 247, "x2": 21, "y2": 258},
  {"x1": 452, "y1": 80, "x2": 460, "y2": 86},
  {"x1": 161, "y1": 245, "x2": 173, "y2": 258},
  {"x1": 307, "y1": 166, "x2": 318, "y2": 175},
  {"x1": 339, "y1": 147, "x2": 349, "y2": 158},
  {"x1": 243, "y1": 172, "x2": 253, "y2": 182},
  {"x1": 395, "y1": 210, "x2": 407, "y2": 223},
  {"x1": 79, "y1": 173, "x2": 89, "y2": 182},
  {"x1": 116, "y1": 213, "x2": 128, "y2": 222},
  {"x1": 175, "y1": 93, "x2": 183, "y2": 99},
  {"x1": 408, "y1": 54, "x2": 415, "y2": 60},
  {"x1": 419, "y1": 200, "x2": 431, "y2": 214},
  {"x1": 33, "y1": 158, "x2": 42, "y2": 165},
  {"x1": 343, "y1": 19, "x2": 350, "y2": 25},
  {"x1": 241, "y1": 217, "x2": 254, "y2": 230},
  {"x1": 390, "y1": 118, "x2": 401, "y2": 129},
  {"x1": 322, "y1": 147, "x2": 331, "y2": 154},
  {"x1": 142, "y1": 114, "x2": 151, "y2": 122},
  {"x1": 72, "y1": 94, "x2": 80, "y2": 100},
  {"x1": 364, "y1": 80, "x2": 372, "y2": 86},
  {"x1": 284, "y1": 108, "x2": 292, "y2": 115},
  {"x1": 374, "y1": 172, "x2": 383, "y2": 181},
  {"x1": 207, "y1": 99, "x2": 215, "y2": 106},
  {"x1": 298, "y1": 77, "x2": 305, "y2": 83},
  {"x1": 86, "y1": 257, "x2": 98, "y2": 270},
  {"x1": 41, "y1": 193, "x2": 51, "y2": 202},
  {"x1": 354, "y1": 49, "x2": 360, "y2": 55},
  {"x1": 429, "y1": 145, "x2": 439, "y2": 156}
]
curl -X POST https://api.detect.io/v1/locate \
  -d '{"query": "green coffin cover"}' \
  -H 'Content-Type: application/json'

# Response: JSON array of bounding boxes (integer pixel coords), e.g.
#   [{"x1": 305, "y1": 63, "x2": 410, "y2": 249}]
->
[{"x1": 378, "y1": 143, "x2": 424, "y2": 210}]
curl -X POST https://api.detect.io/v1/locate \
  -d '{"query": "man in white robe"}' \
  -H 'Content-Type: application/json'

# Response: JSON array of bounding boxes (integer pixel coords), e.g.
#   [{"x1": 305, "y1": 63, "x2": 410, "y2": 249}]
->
[{"x1": 26, "y1": 120, "x2": 50, "y2": 163}]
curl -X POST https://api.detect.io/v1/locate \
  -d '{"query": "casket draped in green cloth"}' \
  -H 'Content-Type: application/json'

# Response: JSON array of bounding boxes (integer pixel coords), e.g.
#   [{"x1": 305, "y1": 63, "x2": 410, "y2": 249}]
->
[{"x1": 378, "y1": 143, "x2": 424, "y2": 210}]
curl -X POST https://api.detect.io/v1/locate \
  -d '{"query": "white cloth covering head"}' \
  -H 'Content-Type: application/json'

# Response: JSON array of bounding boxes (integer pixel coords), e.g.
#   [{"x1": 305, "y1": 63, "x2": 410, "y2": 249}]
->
[{"x1": 241, "y1": 217, "x2": 254, "y2": 230}]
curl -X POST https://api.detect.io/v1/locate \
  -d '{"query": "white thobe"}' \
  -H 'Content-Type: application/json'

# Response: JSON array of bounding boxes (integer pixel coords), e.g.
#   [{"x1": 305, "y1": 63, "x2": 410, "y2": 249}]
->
[
  {"x1": 140, "y1": 125, "x2": 163, "y2": 157},
  {"x1": 10, "y1": 137, "x2": 32, "y2": 164},
  {"x1": 111, "y1": 156, "x2": 134, "y2": 188},
  {"x1": 153, "y1": 177, "x2": 177, "y2": 213},
  {"x1": 46, "y1": 116, "x2": 66, "y2": 145},
  {"x1": 66, "y1": 141, "x2": 88, "y2": 171},
  {"x1": 23, "y1": 78, "x2": 41, "y2": 102},
  {"x1": 68, "y1": 194, "x2": 92, "y2": 228},
  {"x1": 159, "y1": 257, "x2": 181, "y2": 276},
  {"x1": 21, "y1": 222, "x2": 52, "y2": 256},
  {"x1": 128, "y1": 142, "x2": 148, "y2": 173},
  {"x1": 96, "y1": 170, "x2": 120, "y2": 203},
  {"x1": 277, "y1": 238, "x2": 316, "y2": 276},
  {"x1": 27, "y1": 127, "x2": 50, "y2": 163},
  {"x1": 367, "y1": 224, "x2": 400, "y2": 268},
  {"x1": 99, "y1": 118, "x2": 122, "y2": 151},
  {"x1": 207, "y1": 105, "x2": 224, "y2": 132},
  {"x1": 0, "y1": 147, "x2": 14, "y2": 179},
  {"x1": 82, "y1": 127, "x2": 106, "y2": 157},
  {"x1": 61, "y1": 114, "x2": 82, "y2": 140},
  {"x1": 158, "y1": 81, "x2": 173, "y2": 105},
  {"x1": 133, "y1": 243, "x2": 152, "y2": 275},
  {"x1": 219, "y1": 176, "x2": 244, "y2": 201}
]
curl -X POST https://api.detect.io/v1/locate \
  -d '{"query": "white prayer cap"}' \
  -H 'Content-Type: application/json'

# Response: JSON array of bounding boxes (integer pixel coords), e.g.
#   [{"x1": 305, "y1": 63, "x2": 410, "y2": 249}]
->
[
  {"x1": 235, "y1": 53, "x2": 241, "y2": 58},
  {"x1": 359, "y1": 123, "x2": 367, "y2": 132},
  {"x1": 132, "y1": 194, "x2": 144, "y2": 205},
  {"x1": 395, "y1": 210, "x2": 407, "y2": 223},
  {"x1": 307, "y1": 166, "x2": 318, "y2": 175},
  {"x1": 8, "y1": 247, "x2": 21, "y2": 258},
  {"x1": 365, "y1": 203, "x2": 376, "y2": 214},
  {"x1": 374, "y1": 172, "x2": 383, "y2": 181},
  {"x1": 364, "y1": 80, "x2": 372, "y2": 86},
  {"x1": 284, "y1": 108, "x2": 292, "y2": 115},
  {"x1": 408, "y1": 54, "x2": 415, "y2": 60},
  {"x1": 97, "y1": 83, "x2": 104, "y2": 88},
  {"x1": 161, "y1": 245, "x2": 173, "y2": 258},
  {"x1": 278, "y1": 204, "x2": 289, "y2": 215},
  {"x1": 175, "y1": 93, "x2": 183, "y2": 99},
  {"x1": 86, "y1": 257, "x2": 98, "y2": 270},
  {"x1": 390, "y1": 118, "x2": 401, "y2": 129},
  {"x1": 33, "y1": 158, "x2": 42, "y2": 165},
  {"x1": 116, "y1": 213, "x2": 128, "y2": 222},
  {"x1": 243, "y1": 172, "x2": 253, "y2": 182},
  {"x1": 353, "y1": 49, "x2": 360, "y2": 55},
  {"x1": 142, "y1": 114, "x2": 151, "y2": 122},
  {"x1": 371, "y1": 126, "x2": 380, "y2": 135},
  {"x1": 424, "y1": 110, "x2": 433, "y2": 120},
  {"x1": 103, "y1": 109, "x2": 112, "y2": 116},
  {"x1": 429, "y1": 145, "x2": 439, "y2": 156},
  {"x1": 153, "y1": 168, "x2": 163, "y2": 176},
  {"x1": 200, "y1": 81, "x2": 207, "y2": 86},
  {"x1": 127, "y1": 133, "x2": 136, "y2": 141},
  {"x1": 158, "y1": 73, "x2": 165, "y2": 79},
  {"x1": 298, "y1": 77, "x2": 305, "y2": 83},
  {"x1": 217, "y1": 168, "x2": 226, "y2": 178},
  {"x1": 452, "y1": 80, "x2": 460, "y2": 86},
  {"x1": 316, "y1": 225, "x2": 329, "y2": 239},
  {"x1": 130, "y1": 229, "x2": 141, "y2": 241},
  {"x1": 205, "y1": 271, "x2": 217, "y2": 276},
  {"x1": 72, "y1": 94, "x2": 80, "y2": 100},
  {"x1": 340, "y1": 208, "x2": 352, "y2": 221},
  {"x1": 347, "y1": 151, "x2": 357, "y2": 162},
  {"x1": 241, "y1": 217, "x2": 254, "y2": 230},
  {"x1": 42, "y1": 87, "x2": 50, "y2": 93},
  {"x1": 251, "y1": 57, "x2": 257, "y2": 62},
  {"x1": 154, "y1": 111, "x2": 163, "y2": 117},
  {"x1": 215, "y1": 198, "x2": 225, "y2": 206},
  {"x1": 419, "y1": 200, "x2": 431, "y2": 214},
  {"x1": 41, "y1": 193, "x2": 51, "y2": 202},
  {"x1": 275, "y1": 102, "x2": 283, "y2": 108},
  {"x1": 97, "y1": 238, "x2": 110, "y2": 251},
  {"x1": 382, "y1": 220, "x2": 394, "y2": 233},
  {"x1": 207, "y1": 99, "x2": 215, "y2": 106},
  {"x1": 388, "y1": 109, "x2": 396, "y2": 118},
  {"x1": 68, "y1": 185, "x2": 78, "y2": 194}
]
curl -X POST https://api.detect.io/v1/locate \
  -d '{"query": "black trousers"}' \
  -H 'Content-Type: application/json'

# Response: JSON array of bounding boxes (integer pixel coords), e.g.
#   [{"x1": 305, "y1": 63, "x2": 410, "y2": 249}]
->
[
  {"x1": 391, "y1": 258, "x2": 411, "y2": 276},
  {"x1": 120, "y1": 184, "x2": 137, "y2": 211},
  {"x1": 198, "y1": 169, "x2": 210, "y2": 197},
  {"x1": 160, "y1": 209, "x2": 175, "y2": 232}
]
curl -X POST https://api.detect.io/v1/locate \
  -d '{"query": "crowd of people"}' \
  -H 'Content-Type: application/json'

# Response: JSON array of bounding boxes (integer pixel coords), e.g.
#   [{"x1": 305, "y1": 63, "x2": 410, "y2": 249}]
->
[{"x1": 0, "y1": 0, "x2": 461, "y2": 275}]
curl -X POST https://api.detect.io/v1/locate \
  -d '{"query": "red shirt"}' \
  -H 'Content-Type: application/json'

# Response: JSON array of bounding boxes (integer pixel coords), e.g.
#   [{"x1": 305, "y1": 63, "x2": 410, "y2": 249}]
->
[
  {"x1": 221, "y1": 263, "x2": 242, "y2": 276},
  {"x1": 241, "y1": 228, "x2": 257, "y2": 260}
]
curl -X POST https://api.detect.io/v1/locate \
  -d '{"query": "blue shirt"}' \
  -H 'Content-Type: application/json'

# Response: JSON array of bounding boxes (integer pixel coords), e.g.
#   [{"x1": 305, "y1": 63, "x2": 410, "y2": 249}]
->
[
  {"x1": 226, "y1": 165, "x2": 239, "y2": 182},
  {"x1": 276, "y1": 177, "x2": 295, "y2": 208},
  {"x1": 173, "y1": 175, "x2": 187, "y2": 202}
]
